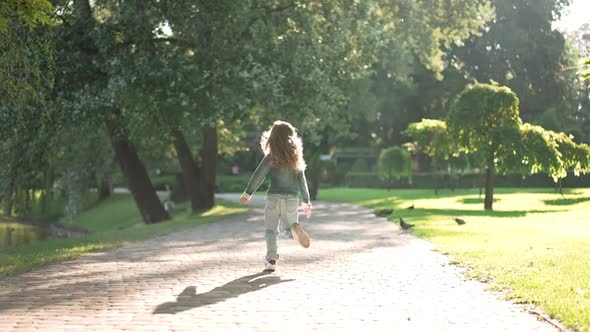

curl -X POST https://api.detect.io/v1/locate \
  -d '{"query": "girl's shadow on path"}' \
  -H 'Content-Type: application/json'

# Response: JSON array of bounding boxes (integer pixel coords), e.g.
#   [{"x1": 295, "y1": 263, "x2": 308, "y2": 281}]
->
[{"x1": 153, "y1": 272, "x2": 294, "y2": 314}]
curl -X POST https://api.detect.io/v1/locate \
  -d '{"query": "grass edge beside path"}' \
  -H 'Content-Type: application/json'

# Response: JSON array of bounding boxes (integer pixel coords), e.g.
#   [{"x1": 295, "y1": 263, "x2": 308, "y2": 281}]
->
[
  {"x1": 318, "y1": 187, "x2": 590, "y2": 332},
  {"x1": 0, "y1": 195, "x2": 250, "y2": 277}
]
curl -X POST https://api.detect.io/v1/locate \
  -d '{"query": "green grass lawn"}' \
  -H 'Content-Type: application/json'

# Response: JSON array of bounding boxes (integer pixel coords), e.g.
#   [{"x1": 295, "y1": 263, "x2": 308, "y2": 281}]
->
[
  {"x1": 319, "y1": 187, "x2": 590, "y2": 331},
  {"x1": 0, "y1": 194, "x2": 248, "y2": 277}
]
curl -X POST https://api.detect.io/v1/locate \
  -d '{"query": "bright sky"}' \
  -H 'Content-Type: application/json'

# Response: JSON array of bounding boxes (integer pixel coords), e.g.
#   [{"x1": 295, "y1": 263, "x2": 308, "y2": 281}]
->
[{"x1": 554, "y1": 0, "x2": 590, "y2": 32}]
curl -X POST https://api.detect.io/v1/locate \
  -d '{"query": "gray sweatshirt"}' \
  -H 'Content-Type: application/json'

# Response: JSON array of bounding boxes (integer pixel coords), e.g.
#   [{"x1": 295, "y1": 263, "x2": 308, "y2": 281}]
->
[{"x1": 244, "y1": 155, "x2": 311, "y2": 204}]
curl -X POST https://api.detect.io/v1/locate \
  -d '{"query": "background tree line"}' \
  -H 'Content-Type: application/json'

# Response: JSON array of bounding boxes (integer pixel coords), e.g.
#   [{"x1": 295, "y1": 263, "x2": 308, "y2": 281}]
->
[{"x1": 1, "y1": 0, "x2": 588, "y2": 221}]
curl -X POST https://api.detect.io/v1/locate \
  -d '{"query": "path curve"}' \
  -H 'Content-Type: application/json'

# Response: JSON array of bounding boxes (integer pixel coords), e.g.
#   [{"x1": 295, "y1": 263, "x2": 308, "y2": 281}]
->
[{"x1": 0, "y1": 196, "x2": 556, "y2": 331}]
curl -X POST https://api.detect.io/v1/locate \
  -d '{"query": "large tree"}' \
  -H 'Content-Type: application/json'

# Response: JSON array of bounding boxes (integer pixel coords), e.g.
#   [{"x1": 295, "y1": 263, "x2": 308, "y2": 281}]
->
[
  {"x1": 47, "y1": 0, "x2": 170, "y2": 223},
  {"x1": 447, "y1": 83, "x2": 523, "y2": 210},
  {"x1": 0, "y1": 0, "x2": 55, "y2": 215},
  {"x1": 407, "y1": 83, "x2": 590, "y2": 210},
  {"x1": 567, "y1": 24, "x2": 590, "y2": 142},
  {"x1": 241, "y1": 0, "x2": 496, "y2": 188},
  {"x1": 2, "y1": 0, "x2": 515, "y2": 217},
  {"x1": 338, "y1": 0, "x2": 495, "y2": 148},
  {"x1": 452, "y1": 0, "x2": 575, "y2": 123}
]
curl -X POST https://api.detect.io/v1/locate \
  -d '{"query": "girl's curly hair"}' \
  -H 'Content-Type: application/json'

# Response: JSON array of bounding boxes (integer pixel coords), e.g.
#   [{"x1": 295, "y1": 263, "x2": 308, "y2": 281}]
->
[{"x1": 260, "y1": 120, "x2": 306, "y2": 171}]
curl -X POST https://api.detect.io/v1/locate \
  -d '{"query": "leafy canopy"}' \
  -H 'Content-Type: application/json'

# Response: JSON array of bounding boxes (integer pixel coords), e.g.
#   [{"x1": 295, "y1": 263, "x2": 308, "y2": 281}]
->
[
  {"x1": 407, "y1": 83, "x2": 590, "y2": 181},
  {"x1": 0, "y1": 0, "x2": 54, "y2": 108},
  {"x1": 447, "y1": 83, "x2": 522, "y2": 172},
  {"x1": 404, "y1": 119, "x2": 452, "y2": 160},
  {"x1": 581, "y1": 57, "x2": 590, "y2": 82}
]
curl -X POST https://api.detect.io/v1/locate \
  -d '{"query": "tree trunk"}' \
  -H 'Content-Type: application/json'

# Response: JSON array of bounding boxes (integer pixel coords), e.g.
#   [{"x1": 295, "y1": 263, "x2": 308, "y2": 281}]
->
[
  {"x1": 98, "y1": 178, "x2": 112, "y2": 201},
  {"x1": 104, "y1": 110, "x2": 169, "y2": 224},
  {"x1": 172, "y1": 129, "x2": 201, "y2": 211},
  {"x1": 484, "y1": 167, "x2": 494, "y2": 210},
  {"x1": 556, "y1": 178, "x2": 564, "y2": 197},
  {"x1": 42, "y1": 168, "x2": 54, "y2": 214},
  {"x1": 197, "y1": 124, "x2": 218, "y2": 210},
  {"x1": 4, "y1": 160, "x2": 19, "y2": 216},
  {"x1": 25, "y1": 189, "x2": 32, "y2": 212},
  {"x1": 74, "y1": 0, "x2": 92, "y2": 20}
]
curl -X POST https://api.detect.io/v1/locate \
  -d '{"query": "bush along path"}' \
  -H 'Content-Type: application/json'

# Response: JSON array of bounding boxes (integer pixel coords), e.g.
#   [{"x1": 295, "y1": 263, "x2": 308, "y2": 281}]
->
[{"x1": 0, "y1": 195, "x2": 557, "y2": 331}]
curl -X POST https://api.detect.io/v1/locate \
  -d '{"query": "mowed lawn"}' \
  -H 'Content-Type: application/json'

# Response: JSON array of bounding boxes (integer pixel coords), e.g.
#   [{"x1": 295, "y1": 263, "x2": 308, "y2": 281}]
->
[
  {"x1": 319, "y1": 187, "x2": 590, "y2": 331},
  {"x1": 0, "y1": 194, "x2": 248, "y2": 277}
]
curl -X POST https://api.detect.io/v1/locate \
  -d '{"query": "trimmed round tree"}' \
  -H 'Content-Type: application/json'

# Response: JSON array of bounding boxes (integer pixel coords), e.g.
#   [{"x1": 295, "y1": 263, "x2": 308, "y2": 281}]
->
[
  {"x1": 404, "y1": 119, "x2": 466, "y2": 193},
  {"x1": 447, "y1": 83, "x2": 522, "y2": 210},
  {"x1": 404, "y1": 119, "x2": 452, "y2": 160},
  {"x1": 377, "y1": 146, "x2": 411, "y2": 189}
]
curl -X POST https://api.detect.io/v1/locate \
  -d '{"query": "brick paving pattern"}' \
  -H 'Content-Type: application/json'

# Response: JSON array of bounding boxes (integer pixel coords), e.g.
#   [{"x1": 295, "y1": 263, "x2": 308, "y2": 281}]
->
[{"x1": 0, "y1": 195, "x2": 556, "y2": 331}]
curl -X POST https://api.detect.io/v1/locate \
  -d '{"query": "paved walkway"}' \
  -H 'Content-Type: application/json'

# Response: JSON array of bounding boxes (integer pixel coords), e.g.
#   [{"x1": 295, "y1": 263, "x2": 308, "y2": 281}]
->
[{"x1": 0, "y1": 195, "x2": 556, "y2": 331}]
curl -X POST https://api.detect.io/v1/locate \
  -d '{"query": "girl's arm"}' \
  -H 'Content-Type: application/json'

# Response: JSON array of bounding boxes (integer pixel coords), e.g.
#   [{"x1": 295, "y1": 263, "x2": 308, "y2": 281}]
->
[
  {"x1": 241, "y1": 155, "x2": 270, "y2": 202},
  {"x1": 296, "y1": 171, "x2": 312, "y2": 218},
  {"x1": 296, "y1": 170, "x2": 311, "y2": 204}
]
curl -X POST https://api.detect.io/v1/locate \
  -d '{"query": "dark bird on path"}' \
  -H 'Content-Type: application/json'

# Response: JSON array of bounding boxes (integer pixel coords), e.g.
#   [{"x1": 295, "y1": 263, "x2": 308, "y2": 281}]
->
[
  {"x1": 400, "y1": 217, "x2": 414, "y2": 230},
  {"x1": 407, "y1": 204, "x2": 415, "y2": 210},
  {"x1": 373, "y1": 208, "x2": 393, "y2": 217},
  {"x1": 453, "y1": 218, "x2": 466, "y2": 225}
]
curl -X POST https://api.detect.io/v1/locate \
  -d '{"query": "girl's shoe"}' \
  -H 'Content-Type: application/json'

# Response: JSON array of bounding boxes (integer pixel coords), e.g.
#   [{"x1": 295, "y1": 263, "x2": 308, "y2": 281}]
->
[
  {"x1": 264, "y1": 259, "x2": 277, "y2": 272},
  {"x1": 291, "y1": 223, "x2": 310, "y2": 248}
]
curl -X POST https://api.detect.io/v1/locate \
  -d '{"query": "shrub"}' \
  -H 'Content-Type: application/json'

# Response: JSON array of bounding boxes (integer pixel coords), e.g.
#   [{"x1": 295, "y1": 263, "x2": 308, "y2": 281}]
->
[{"x1": 377, "y1": 147, "x2": 412, "y2": 187}]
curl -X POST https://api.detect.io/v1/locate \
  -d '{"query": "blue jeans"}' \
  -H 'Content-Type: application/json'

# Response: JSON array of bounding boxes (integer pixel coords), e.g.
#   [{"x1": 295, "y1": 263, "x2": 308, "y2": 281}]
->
[{"x1": 264, "y1": 194, "x2": 299, "y2": 261}]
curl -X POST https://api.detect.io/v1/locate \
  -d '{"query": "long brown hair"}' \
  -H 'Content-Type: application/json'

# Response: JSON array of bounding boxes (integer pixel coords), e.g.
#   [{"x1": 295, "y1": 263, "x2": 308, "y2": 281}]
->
[{"x1": 260, "y1": 120, "x2": 306, "y2": 171}]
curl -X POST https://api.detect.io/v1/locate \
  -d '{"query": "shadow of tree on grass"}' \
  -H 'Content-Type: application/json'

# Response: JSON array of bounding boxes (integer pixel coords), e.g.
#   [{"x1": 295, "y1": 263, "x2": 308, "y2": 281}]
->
[
  {"x1": 543, "y1": 197, "x2": 590, "y2": 206},
  {"x1": 460, "y1": 198, "x2": 499, "y2": 205},
  {"x1": 395, "y1": 207, "x2": 566, "y2": 219},
  {"x1": 153, "y1": 272, "x2": 294, "y2": 314}
]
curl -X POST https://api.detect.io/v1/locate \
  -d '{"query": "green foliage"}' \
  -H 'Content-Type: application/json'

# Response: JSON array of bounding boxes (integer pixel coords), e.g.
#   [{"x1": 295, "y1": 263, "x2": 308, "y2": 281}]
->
[
  {"x1": 409, "y1": 83, "x2": 590, "y2": 210},
  {"x1": 519, "y1": 123, "x2": 563, "y2": 178},
  {"x1": 0, "y1": 0, "x2": 54, "y2": 108},
  {"x1": 7, "y1": 0, "x2": 581, "y2": 218},
  {"x1": 404, "y1": 118, "x2": 473, "y2": 173},
  {"x1": 377, "y1": 146, "x2": 411, "y2": 184},
  {"x1": 406, "y1": 89, "x2": 590, "y2": 188},
  {"x1": 581, "y1": 57, "x2": 590, "y2": 82},
  {"x1": 548, "y1": 130, "x2": 590, "y2": 176},
  {"x1": 372, "y1": 0, "x2": 494, "y2": 75},
  {"x1": 452, "y1": 0, "x2": 576, "y2": 120},
  {"x1": 374, "y1": 0, "x2": 585, "y2": 150},
  {"x1": 0, "y1": 0, "x2": 53, "y2": 31},
  {"x1": 404, "y1": 119, "x2": 452, "y2": 160},
  {"x1": 519, "y1": 123, "x2": 590, "y2": 180},
  {"x1": 447, "y1": 83, "x2": 522, "y2": 172},
  {"x1": 342, "y1": 0, "x2": 495, "y2": 147}
]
